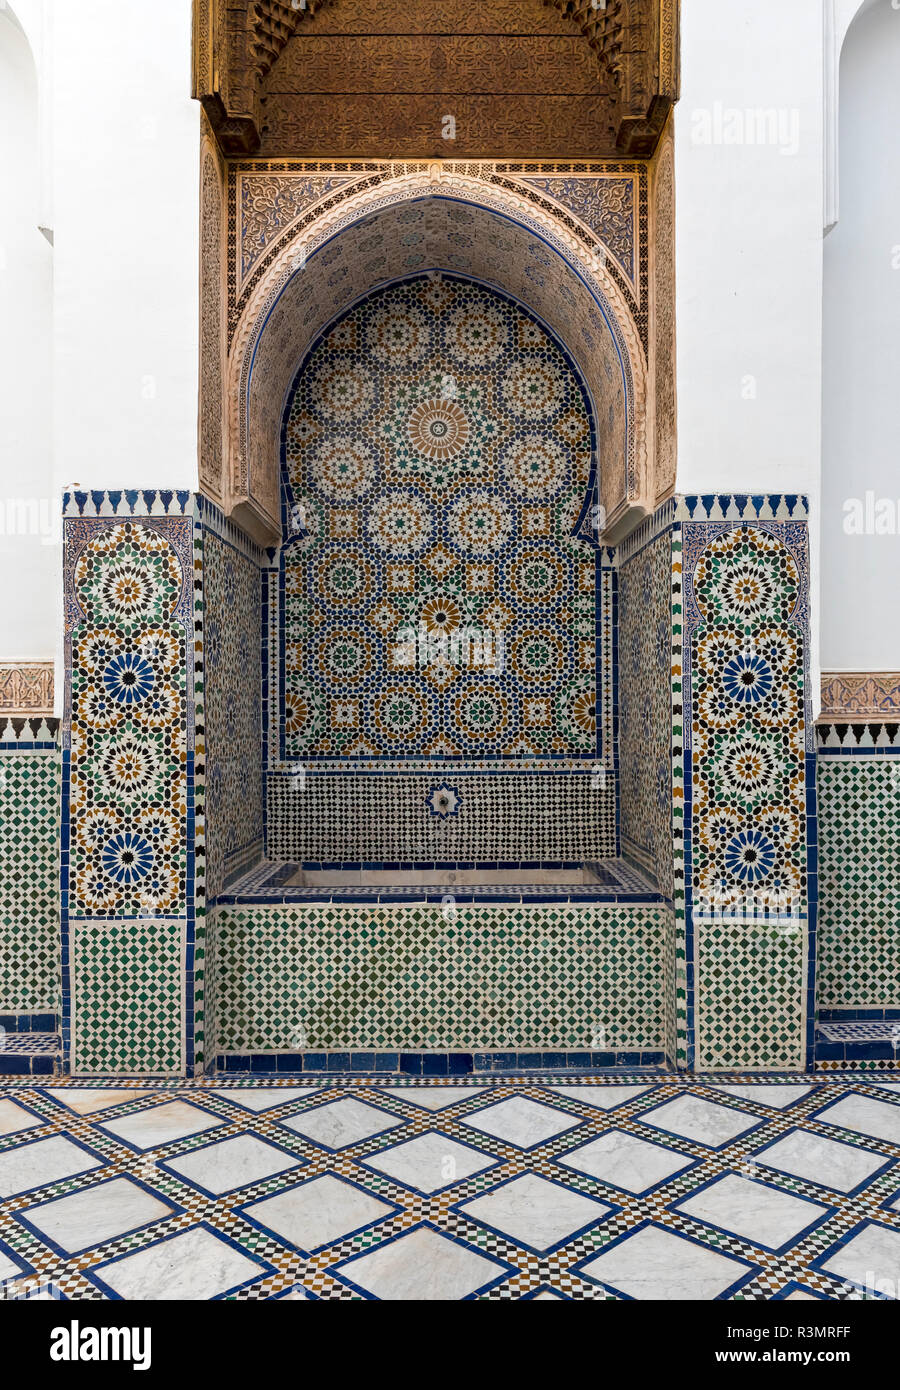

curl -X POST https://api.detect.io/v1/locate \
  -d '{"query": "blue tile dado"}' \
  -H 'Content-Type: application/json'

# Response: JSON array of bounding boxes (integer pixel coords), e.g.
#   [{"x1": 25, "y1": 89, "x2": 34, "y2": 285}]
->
[
  {"x1": 215, "y1": 1051, "x2": 670, "y2": 1075},
  {"x1": 0, "y1": 1033, "x2": 61, "y2": 1076},
  {"x1": 0, "y1": 1014, "x2": 58, "y2": 1034}
]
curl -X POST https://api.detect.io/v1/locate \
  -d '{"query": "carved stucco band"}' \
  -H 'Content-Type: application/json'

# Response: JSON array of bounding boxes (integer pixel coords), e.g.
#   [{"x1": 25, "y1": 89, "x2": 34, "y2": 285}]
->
[
  {"x1": 224, "y1": 166, "x2": 652, "y2": 545},
  {"x1": 0, "y1": 663, "x2": 54, "y2": 717},
  {"x1": 651, "y1": 119, "x2": 676, "y2": 504},
  {"x1": 820, "y1": 672, "x2": 900, "y2": 720},
  {"x1": 199, "y1": 128, "x2": 226, "y2": 505}
]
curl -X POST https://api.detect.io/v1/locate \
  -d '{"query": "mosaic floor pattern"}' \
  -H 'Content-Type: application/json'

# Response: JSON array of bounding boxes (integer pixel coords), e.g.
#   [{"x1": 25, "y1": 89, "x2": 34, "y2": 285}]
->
[{"x1": 0, "y1": 1076, "x2": 898, "y2": 1301}]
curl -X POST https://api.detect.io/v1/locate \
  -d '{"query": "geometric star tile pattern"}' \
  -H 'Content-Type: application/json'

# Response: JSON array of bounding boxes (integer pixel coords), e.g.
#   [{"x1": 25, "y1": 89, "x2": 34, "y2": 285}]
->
[
  {"x1": 684, "y1": 521, "x2": 811, "y2": 1074},
  {"x1": 281, "y1": 276, "x2": 597, "y2": 762},
  {"x1": 1, "y1": 1074, "x2": 898, "y2": 1300}
]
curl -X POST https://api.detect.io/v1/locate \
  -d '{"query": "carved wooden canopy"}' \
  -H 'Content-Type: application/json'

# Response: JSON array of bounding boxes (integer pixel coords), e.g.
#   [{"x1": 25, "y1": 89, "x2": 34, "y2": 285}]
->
[{"x1": 193, "y1": 0, "x2": 679, "y2": 159}]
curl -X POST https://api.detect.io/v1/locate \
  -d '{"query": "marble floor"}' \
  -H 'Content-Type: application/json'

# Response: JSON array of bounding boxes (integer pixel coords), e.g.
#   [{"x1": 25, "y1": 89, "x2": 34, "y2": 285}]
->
[{"x1": 0, "y1": 1075, "x2": 898, "y2": 1301}]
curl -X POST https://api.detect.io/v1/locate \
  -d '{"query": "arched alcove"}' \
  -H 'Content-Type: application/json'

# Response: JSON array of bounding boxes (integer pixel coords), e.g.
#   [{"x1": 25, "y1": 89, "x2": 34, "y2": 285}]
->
[
  {"x1": 262, "y1": 268, "x2": 617, "y2": 867},
  {"x1": 225, "y1": 173, "x2": 651, "y2": 547},
  {"x1": 278, "y1": 272, "x2": 598, "y2": 768}
]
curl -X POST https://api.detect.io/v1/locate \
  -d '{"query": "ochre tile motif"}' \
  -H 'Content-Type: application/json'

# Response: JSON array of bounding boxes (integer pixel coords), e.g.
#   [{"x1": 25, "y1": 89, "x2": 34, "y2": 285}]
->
[
  {"x1": 682, "y1": 518, "x2": 811, "y2": 1073},
  {"x1": 281, "y1": 276, "x2": 597, "y2": 762},
  {"x1": 63, "y1": 509, "x2": 195, "y2": 1076}
]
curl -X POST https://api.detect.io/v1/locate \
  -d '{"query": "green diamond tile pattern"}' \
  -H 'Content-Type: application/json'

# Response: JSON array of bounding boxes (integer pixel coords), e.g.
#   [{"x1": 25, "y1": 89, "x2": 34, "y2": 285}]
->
[
  {"x1": 211, "y1": 903, "x2": 675, "y2": 1053},
  {"x1": 71, "y1": 919, "x2": 184, "y2": 1075},
  {"x1": 696, "y1": 918, "x2": 806, "y2": 1071},
  {"x1": 816, "y1": 758, "x2": 900, "y2": 1010},
  {"x1": 0, "y1": 751, "x2": 60, "y2": 1013}
]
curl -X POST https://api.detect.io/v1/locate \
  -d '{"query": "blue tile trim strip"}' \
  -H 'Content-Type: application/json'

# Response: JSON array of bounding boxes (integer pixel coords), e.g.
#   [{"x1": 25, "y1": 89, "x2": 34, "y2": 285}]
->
[
  {"x1": 673, "y1": 494, "x2": 809, "y2": 522},
  {"x1": 62, "y1": 489, "x2": 194, "y2": 518},
  {"x1": 215, "y1": 1050, "x2": 672, "y2": 1075},
  {"x1": 0, "y1": 1014, "x2": 58, "y2": 1034}
]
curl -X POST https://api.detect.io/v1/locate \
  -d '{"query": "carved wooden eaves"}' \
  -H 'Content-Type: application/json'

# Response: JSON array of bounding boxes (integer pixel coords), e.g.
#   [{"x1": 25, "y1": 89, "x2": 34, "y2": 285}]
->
[
  {"x1": 193, "y1": 0, "x2": 679, "y2": 159},
  {"x1": 546, "y1": 0, "x2": 680, "y2": 156}
]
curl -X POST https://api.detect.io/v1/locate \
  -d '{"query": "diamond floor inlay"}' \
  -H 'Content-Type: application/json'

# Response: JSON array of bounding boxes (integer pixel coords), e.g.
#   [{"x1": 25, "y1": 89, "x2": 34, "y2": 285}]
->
[
  {"x1": 556, "y1": 1127, "x2": 696, "y2": 1195},
  {"x1": 578, "y1": 1224, "x2": 755, "y2": 1300},
  {"x1": 331, "y1": 1224, "x2": 512, "y2": 1301},
  {"x1": 280, "y1": 1097, "x2": 403, "y2": 1151},
  {"x1": 752, "y1": 1128, "x2": 890, "y2": 1195},
  {"x1": 459, "y1": 1095, "x2": 583, "y2": 1149},
  {"x1": 18, "y1": 1177, "x2": 175, "y2": 1256},
  {"x1": 361, "y1": 1130, "x2": 497, "y2": 1194},
  {"x1": 0, "y1": 1074, "x2": 897, "y2": 1300}
]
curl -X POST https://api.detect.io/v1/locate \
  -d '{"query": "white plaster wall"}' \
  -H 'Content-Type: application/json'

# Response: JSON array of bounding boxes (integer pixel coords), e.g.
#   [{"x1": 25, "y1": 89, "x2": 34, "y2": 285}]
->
[
  {"x1": 0, "y1": 6, "x2": 54, "y2": 664},
  {"x1": 821, "y1": 0, "x2": 900, "y2": 672},
  {"x1": 674, "y1": 0, "x2": 826, "y2": 704},
  {"x1": 51, "y1": 0, "x2": 199, "y2": 495},
  {"x1": 0, "y1": 0, "x2": 199, "y2": 707}
]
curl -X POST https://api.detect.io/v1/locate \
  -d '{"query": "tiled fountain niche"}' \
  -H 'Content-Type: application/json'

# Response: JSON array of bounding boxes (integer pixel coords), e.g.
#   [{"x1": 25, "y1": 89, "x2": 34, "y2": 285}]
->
[
  {"x1": 56, "y1": 475, "x2": 814, "y2": 1074},
  {"x1": 206, "y1": 278, "x2": 678, "y2": 1072}
]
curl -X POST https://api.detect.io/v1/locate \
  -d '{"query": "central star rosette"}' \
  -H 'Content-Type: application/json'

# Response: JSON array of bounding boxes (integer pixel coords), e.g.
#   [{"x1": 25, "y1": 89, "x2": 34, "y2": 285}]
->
[
  {"x1": 381, "y1": 372, "x2": 497, "y2": 489},
  {"x1": 406, "y1": 397, "x2": 470, "y2": 461}
]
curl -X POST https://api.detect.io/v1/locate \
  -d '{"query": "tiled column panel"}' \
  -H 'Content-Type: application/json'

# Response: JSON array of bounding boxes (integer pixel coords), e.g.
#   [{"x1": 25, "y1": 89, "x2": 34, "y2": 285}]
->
[
  {"x1": 62, "y1": 494, "x2": 199, "y2": 1076},
  {"x1": 0, "y1": 721, "x2": 60, "y2": 1020},
  {"x1": 197, "y1": 499, "x2": 265, "y2": 903},
  {"x1": 617, "y1": 521, "x2": 675, "y2": 895},
  {"x1": 679, "y1": 497, "x2": 814, "y2": 1072}
]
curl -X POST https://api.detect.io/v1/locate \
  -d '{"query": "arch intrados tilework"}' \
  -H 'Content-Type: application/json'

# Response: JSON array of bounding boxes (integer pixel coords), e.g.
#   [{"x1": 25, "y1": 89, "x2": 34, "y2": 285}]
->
[
  {"x1": 225, "y1": 170, "x2": 651, "y2": 545},
  {"x1": 278, "y1": 269, "x2": 602, "y2": 551}
]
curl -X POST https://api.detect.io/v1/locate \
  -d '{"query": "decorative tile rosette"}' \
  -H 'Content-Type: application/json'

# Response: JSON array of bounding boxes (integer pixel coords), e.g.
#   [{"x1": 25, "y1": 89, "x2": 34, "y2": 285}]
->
[
  {"x1": 690, "y1": 527, "x2": 806, "y2": 912},
  {"x1": 282, "y1": 276, "x2": 596, "y2": 760},
  {"x1": 69, "y1": 523, "x2": 188, "y2": 917}
]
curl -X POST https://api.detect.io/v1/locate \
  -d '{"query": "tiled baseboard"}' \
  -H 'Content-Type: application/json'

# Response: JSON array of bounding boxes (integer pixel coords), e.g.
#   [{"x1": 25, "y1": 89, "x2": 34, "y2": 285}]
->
[
  {"x1": 0, "y1": 1032, "x2": 61, "y2": 1075},
  {"x1": 0, "y1": 1013, "x2": 58, "y2": 1034},
  {"x1": 815, "y1": 1019, "x2": 900, "y2": 1066},
  {"x1": 215, "y1": 1050, "x2": 673, "y2": 1075}
]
